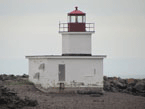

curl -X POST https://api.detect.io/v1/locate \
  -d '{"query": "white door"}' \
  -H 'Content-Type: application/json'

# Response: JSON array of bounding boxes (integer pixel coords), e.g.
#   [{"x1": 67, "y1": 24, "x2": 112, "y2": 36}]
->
[{"x1": 58, "y1": 64, "x2": 65, "y2": 81}]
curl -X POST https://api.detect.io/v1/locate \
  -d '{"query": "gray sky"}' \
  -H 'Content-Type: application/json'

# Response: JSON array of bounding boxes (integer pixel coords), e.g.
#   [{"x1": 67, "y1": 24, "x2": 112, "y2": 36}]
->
[{"x1": 0, "y1": 0, "x2": 145, "y2": 77}]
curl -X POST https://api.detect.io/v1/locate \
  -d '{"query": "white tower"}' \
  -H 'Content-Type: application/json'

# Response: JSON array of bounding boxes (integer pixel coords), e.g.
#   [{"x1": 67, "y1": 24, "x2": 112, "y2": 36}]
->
[{"x1": 59, "y1": 7, "x2": 95, "y2": 56}]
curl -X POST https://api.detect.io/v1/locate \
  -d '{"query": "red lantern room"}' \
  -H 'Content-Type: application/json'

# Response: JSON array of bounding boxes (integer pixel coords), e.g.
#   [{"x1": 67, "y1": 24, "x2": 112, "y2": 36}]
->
[
  {"x1": 68, "y1": 6, "x2": 86, "y2": 32},
  {"x1": 59, "y1": 7, "x2": 95, "y2": 32}
]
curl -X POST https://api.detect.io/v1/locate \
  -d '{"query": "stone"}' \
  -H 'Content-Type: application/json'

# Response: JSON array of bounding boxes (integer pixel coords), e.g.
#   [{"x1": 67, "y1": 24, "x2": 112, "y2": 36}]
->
[
  {"x1": 110, "y1": 87, "x2": 117, "y2": 92},
  {"x1": 103, "y1": 76, "x2": 145, "y2": 97},
  {"x1": 22, "y1": 74, "x2": 29, "y2": 78},
  {"x1": 103, "y1": 76, "x2": 108, "y2": 81},
  {"x1": 103, "y1": 81, "x2": 111, "y2": 91},
  {"x1": 134, "y1": 81, "x2": 145, "y2": 93},
  {"x1": 113, "y1": 80, "x2": 126, "y2": 89}
]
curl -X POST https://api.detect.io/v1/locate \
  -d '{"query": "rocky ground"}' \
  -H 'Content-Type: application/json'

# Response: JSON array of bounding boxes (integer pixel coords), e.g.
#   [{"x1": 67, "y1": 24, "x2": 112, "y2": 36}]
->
[
  {"x1": 0, "y1": 74, "x2": 145, "y2": 109},
  {"x1": 103, "y1": 76, "x2": 145, "y2": 97}
]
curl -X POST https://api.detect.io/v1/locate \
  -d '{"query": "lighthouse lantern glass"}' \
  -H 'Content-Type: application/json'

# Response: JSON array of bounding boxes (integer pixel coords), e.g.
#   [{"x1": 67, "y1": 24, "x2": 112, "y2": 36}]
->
[
  {"x1": 68, "y1": 15, "x2": 86, "y2": 23},
  {"x1": 70, "y1": 16, "x2": 75, "y2": 23},
  {"x1": 83, "y1": 16, "x2": 86, "y2": 23},
  {"x1": 78, "y1": 16, "x2": 82, "y2": 23}
]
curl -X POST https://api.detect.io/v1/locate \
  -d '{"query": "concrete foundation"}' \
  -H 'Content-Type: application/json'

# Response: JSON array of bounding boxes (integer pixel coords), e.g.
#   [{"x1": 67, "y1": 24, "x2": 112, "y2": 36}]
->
[{"x1": 35, "y1": 84, "x2": 103, "y2": 94}]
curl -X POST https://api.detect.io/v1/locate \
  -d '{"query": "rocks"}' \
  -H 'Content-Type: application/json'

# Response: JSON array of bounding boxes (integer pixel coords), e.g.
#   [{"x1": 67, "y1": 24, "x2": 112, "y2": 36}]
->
[
  {"x1": 110, "y1": 87, "x2": 117, "y2": 92},
  {"x1": 0, "y1": 84, "x2": 38, "y2": 109},
  {"x1": 103, "y1": 81, "x2": 111, "y2": 91},
  {"x1": 103, "y1": 76, "x2": 145, "y2": 97},
  {"x1": 22, "y1": 74, "x2": 29, "y2": 78},
  {"x1": 134, "y1": 81, "x2": 145, "y2": 93},
  {"x1": 103, "y1": 76, "x2": 108, "y2": 81},
  {"x1": 0, "y1": 74, "x2": 29, "y2": 81},
  {"x1": 24, "y1": 96, "x2": 38, "y2": 107},
  {"x1": 0, "y1": 74, "x2": 37, "y2": 108},
  {"x1": 114, "y1": 80, "x2": 127, "y2": 89}
]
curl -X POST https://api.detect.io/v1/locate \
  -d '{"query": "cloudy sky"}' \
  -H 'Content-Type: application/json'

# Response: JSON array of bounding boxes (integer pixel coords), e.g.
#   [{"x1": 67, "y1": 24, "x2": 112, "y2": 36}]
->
[{"x1": 0, "y1": 0, "x2": 145, "y2": 78}]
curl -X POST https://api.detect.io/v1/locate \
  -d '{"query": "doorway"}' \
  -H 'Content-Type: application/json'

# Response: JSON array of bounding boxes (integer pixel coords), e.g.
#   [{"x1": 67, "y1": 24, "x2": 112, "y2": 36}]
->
[{"x1": 58, "y1": 64, "x2": 65, "y2": 81}]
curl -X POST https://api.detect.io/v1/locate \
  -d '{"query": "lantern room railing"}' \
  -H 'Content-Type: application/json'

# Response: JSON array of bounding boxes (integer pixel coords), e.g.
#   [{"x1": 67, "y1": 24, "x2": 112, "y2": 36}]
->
[{"x1": 59, "y1": 23, "x2": 95, "y2": 32}]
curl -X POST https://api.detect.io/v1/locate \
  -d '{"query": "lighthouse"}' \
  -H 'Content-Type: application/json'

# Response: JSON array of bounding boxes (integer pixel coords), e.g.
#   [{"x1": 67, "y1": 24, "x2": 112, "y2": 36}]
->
[
  {"x1": 60, "y1": 6, "x2": 94, "y2": 56},
  {"x1": 26, "y1": 7, "x2": 106, "y2": 93}
]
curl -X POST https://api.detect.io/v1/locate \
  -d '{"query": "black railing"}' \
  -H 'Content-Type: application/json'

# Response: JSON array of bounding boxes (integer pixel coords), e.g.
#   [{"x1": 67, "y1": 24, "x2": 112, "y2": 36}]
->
[{"x1": 59, "y1": 23, "x2": 95, "y2": 32}]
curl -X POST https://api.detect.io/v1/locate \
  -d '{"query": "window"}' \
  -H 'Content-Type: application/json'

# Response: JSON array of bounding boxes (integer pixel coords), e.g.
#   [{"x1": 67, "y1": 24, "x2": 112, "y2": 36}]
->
[
  {"x1": 83, "y1": 16, "x2": 86, "y2": 23},
  {"x1": 78, "y1": 16, "x2": 83, "y2": 23},
  {"x1": 69, "y1": 15, "x2": 86, "y2": 23},
  {"x1": 71, "y1": 16, "x2": 75, "y2": 23}
]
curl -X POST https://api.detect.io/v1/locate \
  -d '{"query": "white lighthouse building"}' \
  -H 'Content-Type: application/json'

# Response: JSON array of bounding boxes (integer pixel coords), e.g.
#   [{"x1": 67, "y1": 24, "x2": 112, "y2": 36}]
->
[{"x1": 26, "y1": 7, "x2": 106, "y2": 93}]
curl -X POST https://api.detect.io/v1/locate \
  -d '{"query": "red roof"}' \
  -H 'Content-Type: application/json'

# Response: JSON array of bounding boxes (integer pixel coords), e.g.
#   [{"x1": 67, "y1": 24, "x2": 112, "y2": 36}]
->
[{"x1": 68, "y1": 7, "x2": 85, "y2": 15}]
